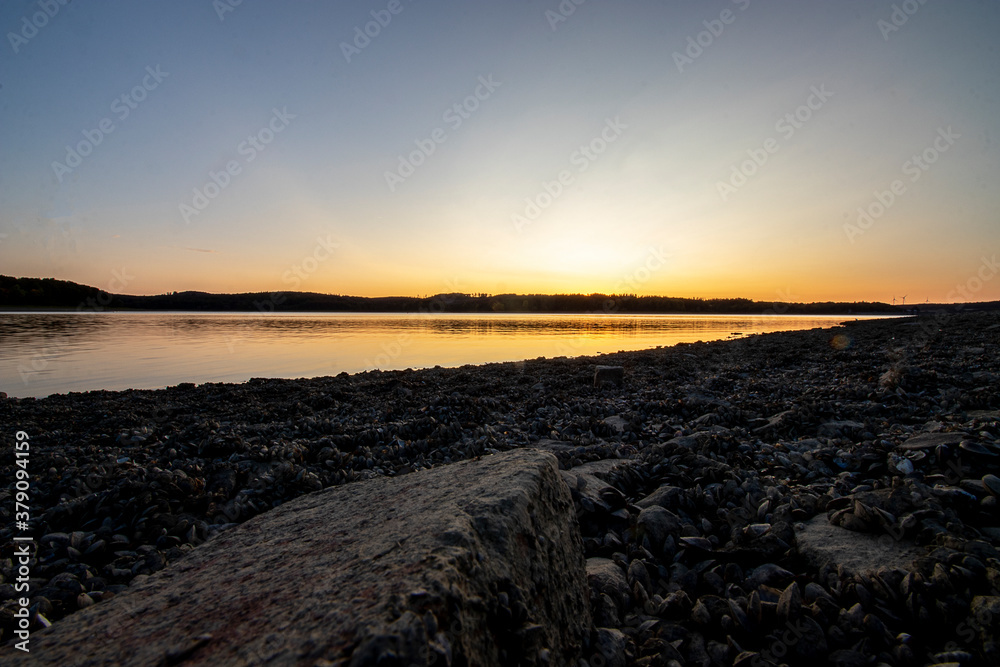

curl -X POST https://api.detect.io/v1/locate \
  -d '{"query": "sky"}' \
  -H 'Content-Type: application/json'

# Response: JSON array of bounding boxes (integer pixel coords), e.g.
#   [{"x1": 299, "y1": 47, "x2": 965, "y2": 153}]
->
[{"x1": 1, "y1": 0, "x2": 998, "y2": 303}]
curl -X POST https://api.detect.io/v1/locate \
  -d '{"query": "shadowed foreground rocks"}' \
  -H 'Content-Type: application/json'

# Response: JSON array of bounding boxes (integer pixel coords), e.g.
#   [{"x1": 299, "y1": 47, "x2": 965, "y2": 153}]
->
[{"x1": 17, "y1": 449, "x2": 590, "y2": 666}]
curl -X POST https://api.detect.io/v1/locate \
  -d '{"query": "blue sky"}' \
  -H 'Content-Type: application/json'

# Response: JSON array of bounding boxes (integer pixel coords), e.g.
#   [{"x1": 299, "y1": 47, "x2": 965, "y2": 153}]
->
[{"x1": 1, "y1": 0, "x2": 998, "y2": 302}]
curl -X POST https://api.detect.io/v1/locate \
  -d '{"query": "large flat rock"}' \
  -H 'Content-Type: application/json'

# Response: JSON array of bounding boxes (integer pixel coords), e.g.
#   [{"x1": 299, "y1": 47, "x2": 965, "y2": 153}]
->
[
  {"x1": 795, "y1": 515, "x2": 924, "y2": 577},
  {"x1": 16, "y1": 449, "x2": 590, "y2": 666}
]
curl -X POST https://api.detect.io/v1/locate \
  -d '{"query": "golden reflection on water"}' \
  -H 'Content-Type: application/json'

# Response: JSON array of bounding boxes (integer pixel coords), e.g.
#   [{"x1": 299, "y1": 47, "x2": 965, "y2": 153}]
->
[{"x1": 0, "y1": 312, "x2": 887, "y2": 398}]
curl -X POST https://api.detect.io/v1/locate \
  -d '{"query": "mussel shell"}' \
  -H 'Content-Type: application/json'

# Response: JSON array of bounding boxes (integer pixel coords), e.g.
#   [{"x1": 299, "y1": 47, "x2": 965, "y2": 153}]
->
[
  {"x1": 959, "y1": 440, "x2": 997, "y2": 457},
  {"x1": 983, "y1": 474, "x2": 1000, "y2": 496}
]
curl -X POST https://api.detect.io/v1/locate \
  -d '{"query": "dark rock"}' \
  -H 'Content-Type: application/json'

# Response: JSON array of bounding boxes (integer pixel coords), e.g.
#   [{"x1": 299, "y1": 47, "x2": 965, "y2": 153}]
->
[
  {"x1": 746, "y1": 563, "x2": 794, "y2": 590},
  {"x1": 827, "y1": 648, "x2": 869, "y2": 667},
  {"x1": 635, "y1": 485, "x2": 683, "y2": 510},
  {"x1": 593, "y1": 627, "x2": 628, "y2": 667},
  {"x1": 636, "y1": 507, "x2": 681, "y2": 552},
  {"x1": 594, "y1": 366, "x2": 625, "y2": 388},
  {"x1": 588, "y1": 558, "x2": 630, "y2": 614},
  {"x1": 792, "y1": 616, "x2": 828, "y2": 659}
]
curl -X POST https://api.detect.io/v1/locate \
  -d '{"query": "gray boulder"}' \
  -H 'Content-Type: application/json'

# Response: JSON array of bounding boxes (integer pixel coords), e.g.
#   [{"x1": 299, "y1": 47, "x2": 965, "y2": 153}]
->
[{"x1": 14, "y1": 450, "x2": 590, "y2": 666}]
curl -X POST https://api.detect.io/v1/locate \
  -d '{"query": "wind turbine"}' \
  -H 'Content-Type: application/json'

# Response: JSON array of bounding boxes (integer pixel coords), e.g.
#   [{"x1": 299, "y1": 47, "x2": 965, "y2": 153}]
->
[{"x1": 901, "y1": 295, "x2": 907, "y2": 306}]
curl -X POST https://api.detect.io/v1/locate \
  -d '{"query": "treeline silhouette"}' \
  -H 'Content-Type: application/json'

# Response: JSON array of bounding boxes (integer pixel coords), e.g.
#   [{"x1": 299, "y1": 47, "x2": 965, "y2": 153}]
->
[
  {"x1": 0, "y1": 276, "x2": 107, "y2": 308},
  {"x1": 0, "y1": 275, "x2": 912, "y2": 314}
]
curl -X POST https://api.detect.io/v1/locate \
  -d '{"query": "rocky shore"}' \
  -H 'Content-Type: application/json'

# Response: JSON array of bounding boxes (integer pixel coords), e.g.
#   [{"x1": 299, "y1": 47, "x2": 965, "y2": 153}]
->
[{"x1": 2, "y1": 311, "x2": 999, "y2": 665}]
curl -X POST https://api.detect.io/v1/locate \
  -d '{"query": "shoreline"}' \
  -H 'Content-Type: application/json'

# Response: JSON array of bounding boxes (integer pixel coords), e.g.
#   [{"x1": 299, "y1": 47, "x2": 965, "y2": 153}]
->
[
  {"x1": 0, "y1": 306, "x2": 900, "y2": 314},
  {"x1": 1, "y1": 312, "x2": 899, "y2": 400},
  {"x1": 2, "y1": 311, "x2": 999, "y2": 663}
]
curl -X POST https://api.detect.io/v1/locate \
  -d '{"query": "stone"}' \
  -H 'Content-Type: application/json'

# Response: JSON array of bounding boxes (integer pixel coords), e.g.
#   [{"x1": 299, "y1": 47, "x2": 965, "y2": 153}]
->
[
  {"x1": 795, "y1": 515, "x2": 923, "y2": 577},
  {"x1": 587, "y1": 557, "x2": 630, "y2": 614},
  {"x1": 636, "y1": 507, "x2": 682, "y2": 551},
  {"x1": 636, "y1": 485, "x2": 684, "y2": 510},
  {"x1": 594, "y1": 365, "x2": 625, "y2": 387},
  {"x1": 570, "y1": 458, "x2": 636, "y2": 478},
  {"x1": 560, "y1": 470, "x2": 609, "y2": 511},
  {"x1": 753, "y1": 409, "x2": 796, "y2": 435},
  {"x1": 603, "y1": 415, "x2": 628, "y2": 433},
  {"x1": 745, "y1": 563, "x2": 794, "y2": 590},
  {"x1": 593, "y1": 627, "x2": 628, "y2": 667},
  {"x1": 818, "y1": 420, "x2": 865, "y2": 439},
  {"x1": 13, "y1": 450, "x2": 589, "y2": 666},
  {"x1": 592, "y1": 593, "x2": 620, "y2": 627}
]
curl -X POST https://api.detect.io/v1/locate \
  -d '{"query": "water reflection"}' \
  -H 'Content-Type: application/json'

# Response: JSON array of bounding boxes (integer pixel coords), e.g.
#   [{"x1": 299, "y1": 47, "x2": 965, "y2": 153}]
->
[{"x1": 0, "y1": 312, "x2": 886, "y2": 398}]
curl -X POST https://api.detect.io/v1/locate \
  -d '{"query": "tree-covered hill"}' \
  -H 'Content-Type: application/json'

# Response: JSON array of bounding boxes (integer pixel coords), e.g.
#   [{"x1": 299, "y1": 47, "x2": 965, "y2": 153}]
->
[{"x1": 3, "y1": 275, "x2": 974, "y2": 315}]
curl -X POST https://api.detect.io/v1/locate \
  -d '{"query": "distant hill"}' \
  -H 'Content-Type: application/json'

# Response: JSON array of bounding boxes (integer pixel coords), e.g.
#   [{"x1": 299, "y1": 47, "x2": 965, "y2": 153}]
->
[
  {"x1": 0, "y1": 275, "x2": 110, "y2": 308},
  {"x1": 5, "y1": 274, "x2": 994, "y2": 315}
]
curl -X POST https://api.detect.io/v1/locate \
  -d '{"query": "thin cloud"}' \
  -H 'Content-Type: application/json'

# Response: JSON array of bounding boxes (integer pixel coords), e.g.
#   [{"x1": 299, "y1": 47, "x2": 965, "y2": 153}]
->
[{"x1": 166, "y1": 245, "x2": 219, "y2": 254}]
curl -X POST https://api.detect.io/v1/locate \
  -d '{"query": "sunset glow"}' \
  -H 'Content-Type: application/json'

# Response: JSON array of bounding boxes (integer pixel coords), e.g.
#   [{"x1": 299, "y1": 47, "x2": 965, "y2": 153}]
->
[{"x1": 1, "y1": 1, "x2": 998, "y2": 303}]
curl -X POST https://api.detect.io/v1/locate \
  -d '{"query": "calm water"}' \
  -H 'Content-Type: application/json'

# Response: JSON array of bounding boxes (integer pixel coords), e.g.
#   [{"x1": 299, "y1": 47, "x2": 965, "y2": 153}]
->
[{"x1": 0, "y1": 312, "x2": 885, "y2": 398}]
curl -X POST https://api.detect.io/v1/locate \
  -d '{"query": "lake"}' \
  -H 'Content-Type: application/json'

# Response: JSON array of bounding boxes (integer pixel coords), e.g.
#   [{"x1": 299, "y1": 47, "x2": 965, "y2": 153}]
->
[{"x1": 0, "y1": 312, "x2": 886, "y2": 398}]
